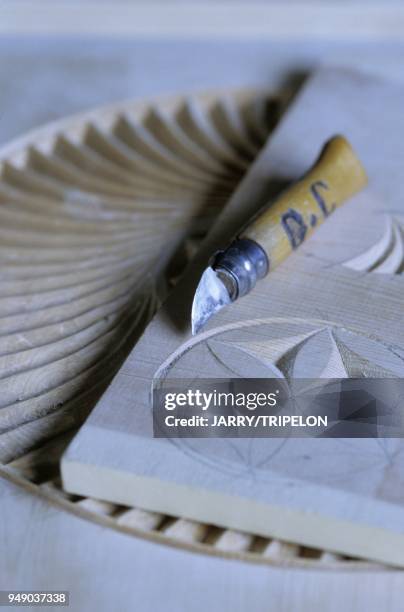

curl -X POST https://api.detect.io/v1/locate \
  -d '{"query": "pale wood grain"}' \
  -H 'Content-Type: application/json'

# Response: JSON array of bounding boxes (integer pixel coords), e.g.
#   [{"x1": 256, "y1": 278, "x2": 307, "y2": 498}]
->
[
  {"x1": 2, "y1": 2, "x2": 404, "y2": 40},
  {"x1": 1, "y1": 475, "x2": 401, "y2": 612}
]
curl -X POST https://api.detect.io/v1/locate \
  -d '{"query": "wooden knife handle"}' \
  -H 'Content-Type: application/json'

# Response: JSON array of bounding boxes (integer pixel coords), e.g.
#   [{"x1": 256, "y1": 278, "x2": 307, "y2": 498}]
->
[{"x1": 240, "y1": 135, "x2": 368, "y2": 270}]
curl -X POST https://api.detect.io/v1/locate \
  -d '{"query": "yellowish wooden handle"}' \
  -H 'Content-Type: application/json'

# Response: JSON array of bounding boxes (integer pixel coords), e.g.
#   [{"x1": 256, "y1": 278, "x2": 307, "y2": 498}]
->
[{"x1": 241, "y1": 135, "x2": 368, "y2": 269}]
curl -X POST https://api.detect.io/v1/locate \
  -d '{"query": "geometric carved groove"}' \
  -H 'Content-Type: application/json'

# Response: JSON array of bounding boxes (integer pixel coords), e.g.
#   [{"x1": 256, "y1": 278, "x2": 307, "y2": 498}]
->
[{"x1": 343, "y1": 215, "x2": 404, "y2": 274}]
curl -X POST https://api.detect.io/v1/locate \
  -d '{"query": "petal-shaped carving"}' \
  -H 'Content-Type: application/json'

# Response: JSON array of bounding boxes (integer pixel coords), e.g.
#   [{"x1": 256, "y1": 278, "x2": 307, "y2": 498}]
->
[
  {"x1": 208, "y1": 324, "x2": 401, "y2": 381},
  {"x1": 343, "y1": 216, "x2": 404, "y2": 274},
  {"x1": 374, "y1": 221, "x2": 404, "y2": 274},
  {"x1": 230, "y1": 328, "x2": 324, "y2": 379},
  {"x1": 317, "y1": 329, "x2": 350, "y2": 378},
  {"x1": 329, "y1": 330, "x2": 399, "y2": 378}
]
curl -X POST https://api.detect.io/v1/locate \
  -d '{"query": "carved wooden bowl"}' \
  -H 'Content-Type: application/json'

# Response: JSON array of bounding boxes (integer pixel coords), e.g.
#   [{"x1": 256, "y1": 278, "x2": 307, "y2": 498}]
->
[{"x1": 0, "y1": 88, "x2": 379, "y2": 570}]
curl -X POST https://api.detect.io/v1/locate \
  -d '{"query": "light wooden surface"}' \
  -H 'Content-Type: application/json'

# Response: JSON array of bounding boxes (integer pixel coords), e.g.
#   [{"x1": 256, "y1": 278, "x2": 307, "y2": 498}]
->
[
  {"x1": 2, "y1": 2, "x2": 404, "y2": 40},
  {"x1": 63, "y1": 67, "x2": 404, "y2": 568},
  {"x1": 3, "y1": 476, "x2": 404, "y2": 612},
  {"x1": 2, "y1": 35, "x2": 404, "y2": 147}
]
